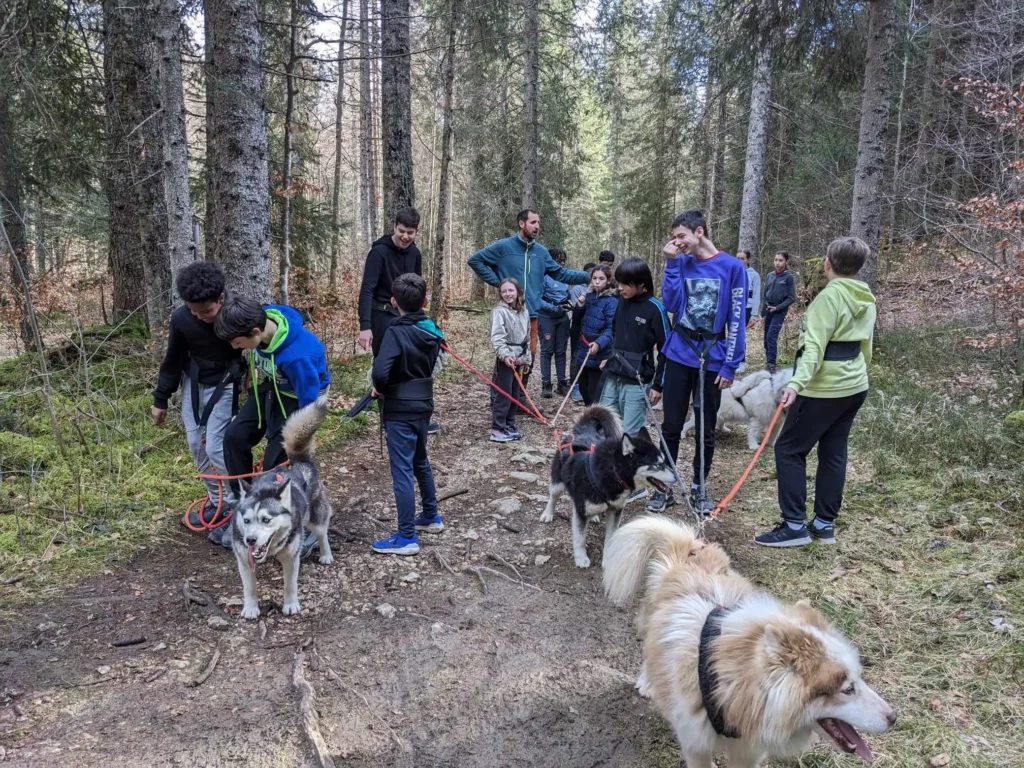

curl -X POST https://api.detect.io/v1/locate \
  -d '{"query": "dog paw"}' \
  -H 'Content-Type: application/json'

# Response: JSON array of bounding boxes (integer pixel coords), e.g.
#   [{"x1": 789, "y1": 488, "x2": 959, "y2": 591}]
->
[
  {"x1": 574, "y1": 554, "x2": 591, "y2": 569},
  {"x1": 318, "y1": 552, "x2": 334, "y2": 565},
  {"x1": 240, "y1": 603, "x2": 261, "y2": 620},
  {"x1": 282, "y1": 600, "x2": 301, "y2": 616},
  {"x1": 539, "y1": 510, "x2": 553, "y2": 523}
]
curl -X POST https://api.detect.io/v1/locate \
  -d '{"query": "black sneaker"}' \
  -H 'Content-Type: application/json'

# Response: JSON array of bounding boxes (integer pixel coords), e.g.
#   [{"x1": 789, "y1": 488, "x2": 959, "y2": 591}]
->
[
  {"x1": 556, "y1": 380, "x2": 569, "y2": 396},
  {"x1": 809, "y1": 519, "x2": 836, "y2": 544},
  {"x1": 689, "y1": 489, "x2": 717, "y2": 517},
  {"x1": 646, "y1": 490, "x2": 675, "y2": 512},
  {"x1": 187, "y1": 501, "x2": 222, "y2": 529},
  {"x1": 427, "y1": 422, "x2": 440, "y2": 435},
  {"x1": 754, "y1": 522, "x2": 812, "y2": 548},
  {"x1": 541, "y1": 382, "x2": 554, "y2": 398}
]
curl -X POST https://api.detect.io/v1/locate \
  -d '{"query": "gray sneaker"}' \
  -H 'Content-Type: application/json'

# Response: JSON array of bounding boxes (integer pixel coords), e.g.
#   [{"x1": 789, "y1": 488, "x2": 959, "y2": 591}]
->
[
  {"x1": 689, "y1": 489, "x2": 717, "y2": 517},
  {"x1": 646, "y1": 490, "x2": 675, "y2": 512}
]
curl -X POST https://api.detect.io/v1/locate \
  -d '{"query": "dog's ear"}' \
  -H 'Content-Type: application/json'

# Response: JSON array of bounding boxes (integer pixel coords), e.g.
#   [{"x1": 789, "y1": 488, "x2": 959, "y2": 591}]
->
[
  {"x1": 239, "y1": 479, "x2": 251, "y2": 498},
  {"x1": 634, "y1": 426, "x2": 652, "y2": 444},
  {"x1": 621, "y1": 434, "x2": 635, "y2": 455},
  {"x1": 274, "y1": 476, "x2": 292, "y2": 508}
]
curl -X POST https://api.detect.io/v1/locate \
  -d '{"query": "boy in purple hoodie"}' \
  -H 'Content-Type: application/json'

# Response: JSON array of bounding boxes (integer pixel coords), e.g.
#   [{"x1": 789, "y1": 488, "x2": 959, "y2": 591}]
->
[{"x1": 652, "y1": 210, "x2": 747, "y2": 514}]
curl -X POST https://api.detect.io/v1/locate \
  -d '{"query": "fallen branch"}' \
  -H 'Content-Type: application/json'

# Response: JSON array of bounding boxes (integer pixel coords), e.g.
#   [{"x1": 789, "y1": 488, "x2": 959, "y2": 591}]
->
[
  {"x1": 486, "y1": 553, "x2": 523, "y2": 585},
  {"x1": 499, "y1": 521, "x2": 522, "y2": 533},
  {"x1": 437, "y1": 487, "x2": 469, "y2": 502},
  {"x1": 111, "y1": 635, "x2": 147, "y2": 648},
  {"x1": 259, "y1": 619, "x2": 268, "y2": 641},
  {"x1": 293, "y1": 649, "x2": 337, "y2": 768},
  {"x1": 469, "y1": 565, "x2": 540, "y2": 593},
  {"x1": 317, "y1": 650, "x2": 407, "y2": 753},
  {"x1": 144, "y1": 668, "x2": 167, "y2": 684},
  {"x1": 432, "y1": 550, "x2": 458, "y2": 575},
  {"x1": 188, "y1": 649, "x2": 220, "y2": 688},
  {"x1": 447, "y1": 304, "x2": 488, "y2": 314},
  {"x1": 472, "y1": 567, "x2": 488, "y2": 595},
  {"x1": 182, "y1": 580, "x2": 227, "y2": 617}
]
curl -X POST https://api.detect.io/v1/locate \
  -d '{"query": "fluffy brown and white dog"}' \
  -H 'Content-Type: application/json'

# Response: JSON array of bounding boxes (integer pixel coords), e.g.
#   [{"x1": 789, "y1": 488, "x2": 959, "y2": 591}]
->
[{"x1": 604, "y1": 516, "x2": 896, "y2": 768}]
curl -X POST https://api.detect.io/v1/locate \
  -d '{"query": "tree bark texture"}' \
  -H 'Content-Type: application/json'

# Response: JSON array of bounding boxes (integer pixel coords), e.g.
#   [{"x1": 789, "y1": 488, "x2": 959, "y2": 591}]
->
[
  {"x1": 737, "y1": 47, "x2": 772, "y2": 258},
  {"x1": 156, "y1": 0, "x2": 195, "y2": 301},
  {"x1": 360, "y1": 0, "x2": 379, "y2": 244},
  {"x1": 0, "y1": 85, "x2": 34, "y2": 347},
  {"x1": 279, "y1": 0, "x2": 299, "y2": 303},
  {"x1": 329, "y1": 0, "x2": 350, "y2": 289},
  {"x1": 521, "y1": 0, "x2": 539, "y2": 211},
  {"x1": 205, "y1": 0, "x2": 272, "y2": 303},
  {"x1": 850, "y1": 0, "x2": 897, "y2": 289},
  {"x1": 380, "y1": 0, "x2": 415, "y2": 227},
  {"x1": 430, "y1": 0, "x2": 460, "y2": 322},
  {"x1": 104, "y1": 0, "x2": 167, "y2": 331}
]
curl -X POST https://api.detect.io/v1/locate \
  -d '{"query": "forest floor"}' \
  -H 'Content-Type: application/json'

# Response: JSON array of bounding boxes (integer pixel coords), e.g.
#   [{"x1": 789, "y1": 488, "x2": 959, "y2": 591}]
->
[{"x1": 2, "y1": 298, "x2": 1023, "y2": 767}]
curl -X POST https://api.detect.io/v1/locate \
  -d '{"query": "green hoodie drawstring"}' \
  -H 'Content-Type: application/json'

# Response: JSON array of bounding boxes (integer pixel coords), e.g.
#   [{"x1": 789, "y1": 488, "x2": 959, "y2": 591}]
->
[
  {"x1": 248, "y1": 350, "x2": 289, "y2": 430},
  {"x1": 270, "y1": 353, "x2": 288, "y2": 420}
]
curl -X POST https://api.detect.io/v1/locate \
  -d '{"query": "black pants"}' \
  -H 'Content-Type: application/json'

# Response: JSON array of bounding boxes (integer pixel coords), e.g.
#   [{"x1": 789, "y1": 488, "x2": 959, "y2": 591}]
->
[
  {"x1": 568, "y1": 312, "x2": 583, "y2": 383},
  {"x1": 775, "y1": 390, "x2": 867, "y2": 524},
  {"x1": 578, "y1": 366, "x2": 604, "y2": 406},
  {"x1": 538, "y1": 314, "x2": 569, "y2": 385},
  {"x1": 661, "y1": 358, "x2": 723, "y2": 486},
  {"x1": 764, "y1": 310, "x2": 786, "y2": 366},
  {"x1": 223, "y1": 385, "x2": 300, "y2": 495},
  {"x1": 491, "y1": 360, "x2": 522, "y2": 431},
  {"x1": 370, "y1": 307, "x2": 398, "y2": 359}
]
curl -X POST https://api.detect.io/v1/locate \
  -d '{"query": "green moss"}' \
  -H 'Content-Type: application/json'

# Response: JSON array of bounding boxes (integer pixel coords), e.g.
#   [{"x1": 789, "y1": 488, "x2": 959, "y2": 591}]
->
[
  {"x1": 0, "y1": 431, "x2": 56, "y2": 472},
  {"x1": 1003, "y1": 410, "x2": 1024, "y2": 442}
]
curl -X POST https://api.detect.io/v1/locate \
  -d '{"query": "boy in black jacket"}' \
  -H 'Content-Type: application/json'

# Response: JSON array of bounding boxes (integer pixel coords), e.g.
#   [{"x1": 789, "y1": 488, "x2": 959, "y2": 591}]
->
[
  {"x1": 370, "y1": 274, "x2": 444, "y2": 555},
  {"x1": 152, "y1": 262, "x2": 242, "y2": 533},
  {"x1": 761, "y1": 251, "x2": 797, "y2": 373}
]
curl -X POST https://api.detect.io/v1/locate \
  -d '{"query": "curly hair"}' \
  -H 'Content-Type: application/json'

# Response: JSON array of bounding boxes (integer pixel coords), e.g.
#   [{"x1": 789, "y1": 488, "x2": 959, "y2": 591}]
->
[{"x1": 175, "y1": 262, "x2": 226, "y2": 304}]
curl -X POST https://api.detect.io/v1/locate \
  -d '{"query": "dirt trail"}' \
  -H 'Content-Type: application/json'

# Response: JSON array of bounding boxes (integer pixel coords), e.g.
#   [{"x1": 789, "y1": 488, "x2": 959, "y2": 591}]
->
[{"x1": 0, "y1": 376, "x2": 771, "y2": 767}]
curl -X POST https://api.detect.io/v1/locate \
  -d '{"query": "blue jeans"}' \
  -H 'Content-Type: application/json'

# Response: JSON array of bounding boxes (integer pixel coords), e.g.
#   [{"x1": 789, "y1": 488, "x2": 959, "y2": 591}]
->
[
  {"x1": 385, "y1": 418, "x2": 438, "y2": 537},
  {"x1": 598, "y1": 375, "x2": 649, "y2": 436},
  {"x1": 763, "y1": 310, "x2": 787, "y2": 366}
]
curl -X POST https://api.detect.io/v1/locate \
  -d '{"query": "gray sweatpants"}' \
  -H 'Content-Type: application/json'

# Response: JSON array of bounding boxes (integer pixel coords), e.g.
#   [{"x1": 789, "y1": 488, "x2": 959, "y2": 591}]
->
[{"x1": 181, "y1": 380, "x2": 235, "y2": 507}]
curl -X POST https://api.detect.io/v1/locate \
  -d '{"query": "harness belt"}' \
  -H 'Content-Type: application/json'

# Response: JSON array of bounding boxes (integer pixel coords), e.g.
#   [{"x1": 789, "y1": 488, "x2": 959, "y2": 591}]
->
[
  {"x1": 385, "y1": 377, "x2": 434, "y2": 400},
  {"x1": 188, "y1": 357, "x2": 241, "y2": 429},
  {"x1": 673, "y1": 325, "x2": 726, "y2": 345},
  {"x1": 793, "y1": 340, "x2": 863, "y2": 372},
  {"x1": 698, "y1": 606, "x2": 740, "y2": 739}
]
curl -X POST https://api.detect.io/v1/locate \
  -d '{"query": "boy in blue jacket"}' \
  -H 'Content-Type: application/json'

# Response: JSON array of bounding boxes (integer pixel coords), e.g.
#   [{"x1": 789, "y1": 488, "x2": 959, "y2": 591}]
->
[
  {"x1": 653, "y1": 210, "x2": 746, "y2": 515},
  {"x1": 537, "y1": 248, "x2": 573, "y2": 398},
  {"x1": 215, "y1": 296, "x2": 332, "y2": 502}
]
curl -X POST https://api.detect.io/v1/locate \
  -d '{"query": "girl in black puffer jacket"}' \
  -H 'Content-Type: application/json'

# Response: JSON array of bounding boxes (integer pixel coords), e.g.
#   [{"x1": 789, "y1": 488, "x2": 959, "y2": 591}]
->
[{"x1": 572, "y1": 264, "x2": 618, "y2": 405}]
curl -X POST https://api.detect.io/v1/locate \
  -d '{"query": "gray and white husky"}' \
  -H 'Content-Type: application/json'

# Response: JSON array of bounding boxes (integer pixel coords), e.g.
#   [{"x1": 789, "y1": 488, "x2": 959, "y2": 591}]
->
[
  {"x1": 233, "y1": 396, "x2": 333, "y2": 619},
  {"x1": 540, "y1": 406, "x2": 677, "y2": 568},
  {"x1": 683, "y1": 368, "x2": 794, "y2": 450}
]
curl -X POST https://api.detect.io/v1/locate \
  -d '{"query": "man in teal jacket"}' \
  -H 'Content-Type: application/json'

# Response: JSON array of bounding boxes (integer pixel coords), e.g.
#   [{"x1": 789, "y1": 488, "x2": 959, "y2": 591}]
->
[{"x1": 468, "y1": 209, "x2": 589, "y2": 381}]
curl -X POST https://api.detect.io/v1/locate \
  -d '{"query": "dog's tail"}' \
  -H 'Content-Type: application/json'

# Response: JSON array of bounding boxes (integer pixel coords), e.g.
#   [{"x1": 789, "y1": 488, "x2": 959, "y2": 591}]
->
[
  {"x1": 603, "y1": 515, "x2": 701, "y2": 606},
  {"x1": 729, "y1": 370, "x2": 771, "y2": 399},
  {"x1": 575, "y1": 405, "x2": 622, "y2": 441},
  {"x1": 282, "y1": 395, "x2": 331, "y2": 461}
]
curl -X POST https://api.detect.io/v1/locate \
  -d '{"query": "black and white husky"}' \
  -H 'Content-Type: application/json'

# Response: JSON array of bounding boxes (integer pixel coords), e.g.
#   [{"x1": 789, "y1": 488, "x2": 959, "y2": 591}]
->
[
  {"x1": 540, "y1": 406, "x2": 676, "y2": 568},
  {"x1": 233, "y1": 396, "x2": 333, "y2": 619}
]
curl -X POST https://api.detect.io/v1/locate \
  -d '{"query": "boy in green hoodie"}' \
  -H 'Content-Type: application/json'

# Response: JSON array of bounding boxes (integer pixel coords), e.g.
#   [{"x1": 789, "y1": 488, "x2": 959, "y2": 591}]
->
[{"x1": 754, "y1": 237, "x2": 876, "y2": 548}]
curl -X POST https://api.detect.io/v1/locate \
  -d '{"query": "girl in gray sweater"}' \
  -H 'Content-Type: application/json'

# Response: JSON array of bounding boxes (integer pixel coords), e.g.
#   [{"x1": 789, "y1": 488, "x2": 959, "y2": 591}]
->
[{"x1": 489, "y1": 278, "x2": 533, "y2": 442}]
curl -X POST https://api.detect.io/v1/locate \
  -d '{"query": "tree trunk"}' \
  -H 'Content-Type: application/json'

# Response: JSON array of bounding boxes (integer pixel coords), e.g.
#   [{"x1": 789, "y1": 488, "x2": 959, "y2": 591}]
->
[
  {"x1": 204, "y1": 0, "x2": 272, "y2": 302},
  {"x1": 329, "y1": 0, "x2": 350, "y2": 290},
  {"x1": 279, "y1": 0, "x2": 299, "y2": 303},
  {"x1": 380, "y1": 0, "x2": 415, "y2": 226},
  {"x1": 737, "y1": 48, "x2": 772, "y2": 258},
  {"x1": 104, "y1": 0, "x2": 164, "y2": 331},
  {"x1": 850, "y1": 0, "x2": 897, "y2": 290},
  {"x1": 156, "y1": 0, "x2": 195, "y2": 302},
  {"x1": 430, "y1": 0, "x2": 460, "y2": 322},
  {"x1": 521, "y1": 0, "x2": 539, "y2": 210},
  {"x1": 204, "y1": 5, "x2": 218, "y2": 265},
  {"x1": 360, "y1": 0, "x2": 379, "y2": 244},
  {"x1": 0, "y1": 85, "x2": 34, "y2": 347}
]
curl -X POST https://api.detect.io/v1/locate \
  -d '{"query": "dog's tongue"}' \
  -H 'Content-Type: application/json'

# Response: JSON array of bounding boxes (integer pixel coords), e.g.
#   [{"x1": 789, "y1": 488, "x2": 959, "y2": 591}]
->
[
  {"x1": 247, "y1": 546, "x2": 257, "y2": 571},
  {"x1": 837, "y1": 720, "x2": 873, "y2": 764}
]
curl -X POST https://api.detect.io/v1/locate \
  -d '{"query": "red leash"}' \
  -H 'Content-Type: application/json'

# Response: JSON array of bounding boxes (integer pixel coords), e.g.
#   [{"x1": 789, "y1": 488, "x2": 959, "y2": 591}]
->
[{"x1": 439, "y1": 343, "x2": 546, "y2": 423}]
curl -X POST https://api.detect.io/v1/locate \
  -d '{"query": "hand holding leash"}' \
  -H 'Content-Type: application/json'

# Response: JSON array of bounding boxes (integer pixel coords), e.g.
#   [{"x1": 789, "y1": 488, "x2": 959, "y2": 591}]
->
[
  {"x1": 715, "y1": 374, "x2": 733, "y2": 390},
  {"x1": 779, "y1": 387, "x2": 797, "y2": 408}
]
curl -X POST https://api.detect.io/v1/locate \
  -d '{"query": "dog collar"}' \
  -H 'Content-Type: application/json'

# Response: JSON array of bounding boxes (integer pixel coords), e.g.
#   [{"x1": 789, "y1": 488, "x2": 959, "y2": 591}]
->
[
  {"x1": 581, "y1": 451, "x2": 632, "y2": 495},
  {"x1": 698, "y1": 605, "x2": 741, "y2": 739}
]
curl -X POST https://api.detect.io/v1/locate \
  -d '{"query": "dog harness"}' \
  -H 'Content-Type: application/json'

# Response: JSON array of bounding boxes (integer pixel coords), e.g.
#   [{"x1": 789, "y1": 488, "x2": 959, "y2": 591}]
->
[
  {"x1": 698, "y1": 605, "x2": 741, "y2": 739},
  {"x1": 792, "y1": 339, "x2": 862, "y2": 371},
  {"x1": 187, "y1": 356, "x2": 242, "y2": 428}
]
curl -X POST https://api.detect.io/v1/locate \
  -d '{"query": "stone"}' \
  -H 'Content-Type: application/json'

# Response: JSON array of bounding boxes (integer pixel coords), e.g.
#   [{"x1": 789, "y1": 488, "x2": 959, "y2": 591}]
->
[
  {"x1": 207, "y1": 615, "x2": 230, "y2": 631},
  {"x1": 376, "y1": 603, "x2": 397, "y2": 619},
  {"x1": 400, "y1": 572, "x2": 420, "y2": 584},
  {"x1": 489, "y1": 498, "x2": 522, "y2": 515},
  {"x1": 96, "y1": 666, "x2": 111, "y2": 676},
  {"x1": 534, "y1": 555, "x2": 551, "y2": 566},
  {"x1": 508, "y1": 472, "x2": 539, "y2": 483}
]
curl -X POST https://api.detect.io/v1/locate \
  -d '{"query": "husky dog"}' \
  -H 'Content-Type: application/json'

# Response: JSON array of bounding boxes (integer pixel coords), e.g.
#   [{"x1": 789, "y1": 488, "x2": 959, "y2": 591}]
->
[
  {"x1": 540, "y1": 406, "x2": 676, "y2": 568},
  {"x1": 233, "y1": 396, "x2": 333, "y2": 620},
  {"x1": 604, "y1": 516, "x2": 896, "y2": 768},
  {"x1": 683, "y1": 368, "x2": 794, "y2": 450}
]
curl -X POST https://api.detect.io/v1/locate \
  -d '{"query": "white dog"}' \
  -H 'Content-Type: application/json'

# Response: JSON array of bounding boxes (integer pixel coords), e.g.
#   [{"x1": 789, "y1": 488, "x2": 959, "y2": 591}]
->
[
  {"x1": 604, "y1": 516, "x2": 896, "y2": 768},
  {"x1": 682, "y1": 369, "x2": 793, "y2": 450}
]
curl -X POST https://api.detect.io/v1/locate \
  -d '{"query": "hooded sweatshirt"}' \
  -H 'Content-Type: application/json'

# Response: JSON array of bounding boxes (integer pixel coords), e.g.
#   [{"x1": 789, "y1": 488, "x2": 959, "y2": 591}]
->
[
  {"x1": 250, "y1": 305, "x2": 331, "y2": 409},
  {"x1": 358, "y1": 235, "x2": 422, "y2": 330},
  {"x1": 762, "y1": 268, "x2": 796, "y2": 314},
  {"x1": 490, "y1": 302, "x2": 533, "y2": 368},
  {"x1": 371, "y1": 311, "x2": 444, "y2": 421},
  {"x1": 789, "y1": 278, "x2": 876, "y2": 398},
  {"x1": 468, "y1": 234, "x2": 589, "y2": 318}
]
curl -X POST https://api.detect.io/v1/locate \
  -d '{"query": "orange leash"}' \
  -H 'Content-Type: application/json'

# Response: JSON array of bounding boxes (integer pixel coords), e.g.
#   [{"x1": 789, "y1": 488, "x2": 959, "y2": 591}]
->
[
  {"x1": 512, "y1": 367, "x2": 548, "y2": 425},
  {"x1": 712, "y1": 401, "x2": 785, "y2": 519},
  {"x1": 182, "y1": 459, "x2": 287, "y2": 532}
]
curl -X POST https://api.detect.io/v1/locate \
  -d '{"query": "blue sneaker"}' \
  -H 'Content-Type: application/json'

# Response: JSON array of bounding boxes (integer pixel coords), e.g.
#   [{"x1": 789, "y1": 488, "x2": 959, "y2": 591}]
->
[
  {"x1": 415, "y1": 514, "x2": 445, "y2": 533},
  {"x1": 504, "y1": 427, "x2": 522, "y2": 441},
  {"x1": 490, "y1": 429, "x2": 514, "y2": 443},
  {"x1": 371, "y1": 532, "x2": 420, "y2": 555},
  {"x1": 571, "y1": 385, "x2": 583, "y2": 403}
]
